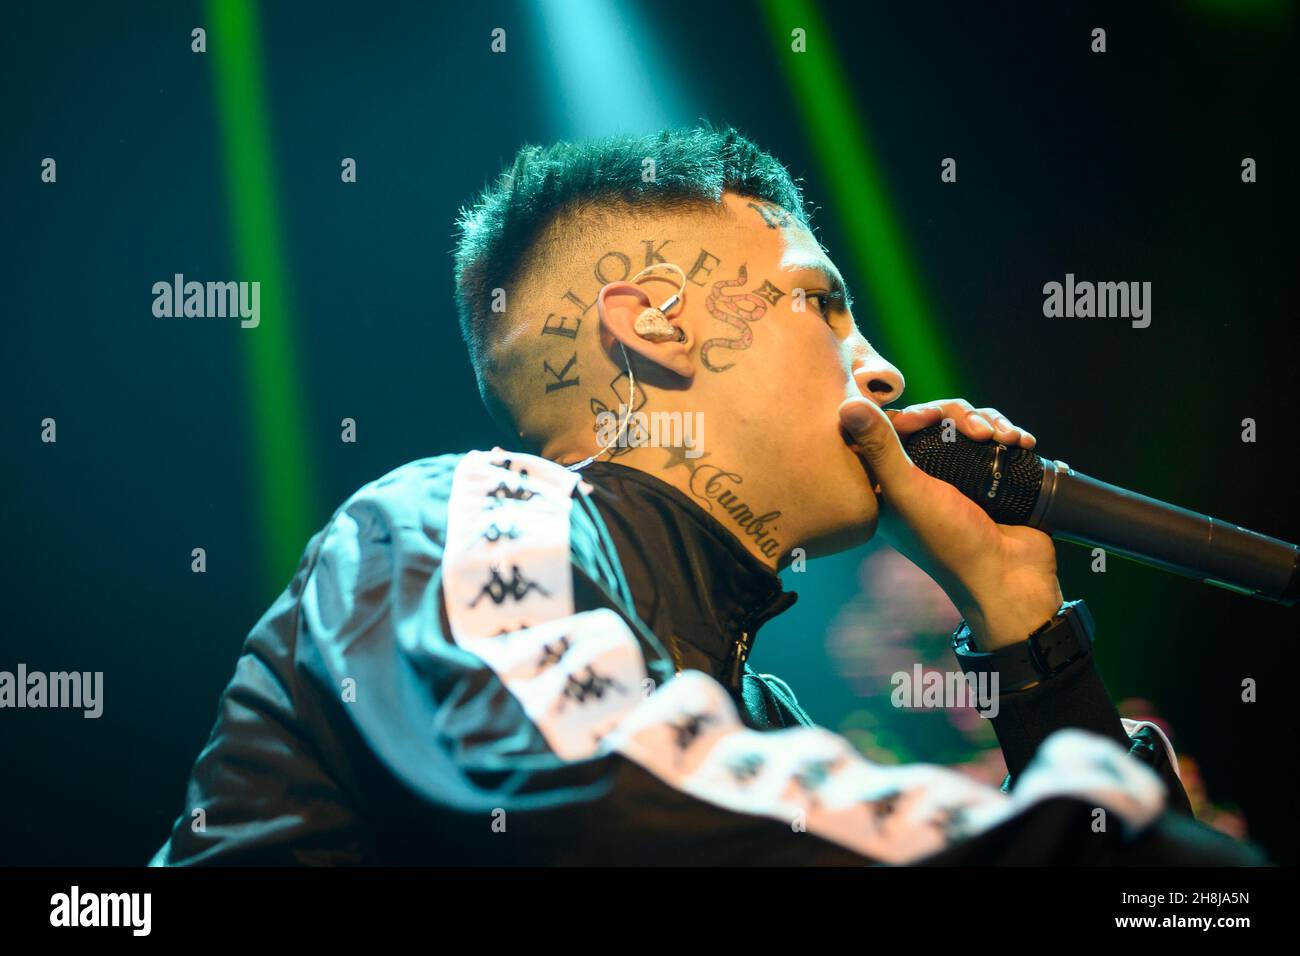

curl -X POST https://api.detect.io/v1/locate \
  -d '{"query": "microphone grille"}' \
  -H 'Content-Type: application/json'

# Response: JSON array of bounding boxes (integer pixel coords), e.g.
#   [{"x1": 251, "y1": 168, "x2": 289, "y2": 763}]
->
[{"x1": 902, "y1": 423, "x2": 1046, "y2": 525}]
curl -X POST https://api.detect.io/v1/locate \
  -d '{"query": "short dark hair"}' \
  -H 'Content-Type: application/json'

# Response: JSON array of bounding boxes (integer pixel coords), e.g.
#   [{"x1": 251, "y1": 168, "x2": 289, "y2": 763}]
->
[{"x1": 452, "y1": 125, "x2": 811, "y2": 423}]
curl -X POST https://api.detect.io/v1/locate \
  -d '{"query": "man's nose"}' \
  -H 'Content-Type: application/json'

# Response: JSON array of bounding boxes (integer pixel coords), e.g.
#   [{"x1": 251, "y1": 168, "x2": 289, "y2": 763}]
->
[{"x1": 852, "y1": 355, "x2": 905, "y2": 406}]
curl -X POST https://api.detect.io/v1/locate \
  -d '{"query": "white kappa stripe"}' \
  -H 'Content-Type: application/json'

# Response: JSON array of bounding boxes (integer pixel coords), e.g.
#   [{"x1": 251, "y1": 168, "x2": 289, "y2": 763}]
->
[{"x1": 441, "y1": 451, "x2": 1169, "y2": 861}]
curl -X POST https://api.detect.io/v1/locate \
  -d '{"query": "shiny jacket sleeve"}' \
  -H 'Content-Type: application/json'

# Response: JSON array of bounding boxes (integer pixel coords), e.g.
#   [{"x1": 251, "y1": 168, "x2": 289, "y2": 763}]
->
[
  {"x1": 149, "y1": 451, "x2": 1261, "y2": 865},
  {"x1": 981, "y1": 641, "x2": 1195, "y2": 816}
]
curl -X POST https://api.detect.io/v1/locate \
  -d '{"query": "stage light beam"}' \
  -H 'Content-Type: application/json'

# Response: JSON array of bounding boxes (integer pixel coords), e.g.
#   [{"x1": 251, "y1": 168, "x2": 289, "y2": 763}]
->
[
  {"x1": 530, "y1": 0, "x2": 689, "y2": 137},
  {"x1": 761, "y1": 0, "x2": 960, "y2": 400},
  {"x1": 207, "y1": 0, "x2": 317, "y2": 591}
]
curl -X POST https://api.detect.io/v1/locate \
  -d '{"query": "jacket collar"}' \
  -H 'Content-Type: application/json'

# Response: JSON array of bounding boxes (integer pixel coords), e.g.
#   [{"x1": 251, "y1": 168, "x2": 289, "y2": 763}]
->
[{"x1": 578, "y1": 461, "x2": 799, "y2": 690}]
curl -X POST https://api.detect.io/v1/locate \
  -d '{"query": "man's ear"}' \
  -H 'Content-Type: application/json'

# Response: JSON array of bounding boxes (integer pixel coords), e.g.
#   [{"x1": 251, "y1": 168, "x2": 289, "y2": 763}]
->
[{"x1": 597, "y1": 282, "x2": 695, "y2": 380}]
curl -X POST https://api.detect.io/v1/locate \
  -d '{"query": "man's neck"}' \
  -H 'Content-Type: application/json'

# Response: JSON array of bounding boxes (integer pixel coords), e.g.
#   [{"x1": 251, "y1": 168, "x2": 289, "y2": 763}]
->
[{"x1": 568, "y1": 444, "x2": 792, "y2": 572}]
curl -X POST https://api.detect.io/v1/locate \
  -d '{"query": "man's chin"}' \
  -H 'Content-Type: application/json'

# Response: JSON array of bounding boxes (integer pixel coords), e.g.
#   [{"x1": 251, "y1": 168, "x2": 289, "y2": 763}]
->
[
  {"x1": 799, "y1": 468, "x2": 880, "y2": 560},
  {"x1": 801, "y1": 507, "x2": 878, "y2": 560},
  {"x1": 779, "y1": 431, "x2": 881, "y2": 560}
]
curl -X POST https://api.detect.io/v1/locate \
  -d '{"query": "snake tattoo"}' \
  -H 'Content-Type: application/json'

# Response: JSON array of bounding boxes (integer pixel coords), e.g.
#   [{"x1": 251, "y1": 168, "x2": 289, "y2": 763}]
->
[{"x1": 700, "y1": 264, "x2": 782, "y2": 372}]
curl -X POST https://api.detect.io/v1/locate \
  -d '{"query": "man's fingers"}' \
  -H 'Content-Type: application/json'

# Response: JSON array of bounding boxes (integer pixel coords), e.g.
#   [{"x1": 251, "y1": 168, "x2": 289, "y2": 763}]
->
[
  {"x1": 976, "y1": 407, "x2": 1022, "y2": 446},
  {"x1": 976, "y1": 407, "x2": 1036, "y2": 448},
  {"x1": 839, "y1": 398, "x2": 922, "y2": 499},
  {"x1": 885, "y1": 403, "x2": 942, "y2": 431},
  {"x1": 890, "y1": 399, "x2": 993, "y2": 440},
  {"x1": 888, "y1": 399, "x2": 1037, "y2": 449}
]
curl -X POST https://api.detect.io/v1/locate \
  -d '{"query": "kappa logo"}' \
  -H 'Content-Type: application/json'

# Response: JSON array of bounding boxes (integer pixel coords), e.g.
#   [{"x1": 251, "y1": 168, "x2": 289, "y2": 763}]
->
[
  {"x1": 794, "y1": 756, "x2": 840, "y2": 802},
  {"x1": 930, "y1": 802, "x2": 979, "y2": 844},
  {"x1": 559, "y1": 665, "x2": 625, "y2": 707},
  {"x1": 536, "y1": 636, "x2": 573, "y2": 669},
  {"x1": 669, "y1": 710, "x2": 718, "y2": 752},
  {"x1": 865, "y1": 789, "x2": 903, "y2": 825},
  {"x1": 481, "y1": 520, "x2": 521, "y2": 543},
  {"x1": 469, "y1": 564, "x2": 551, "y2": 607},
  {"x1": 485, "y1": 481, "x2": 536, "y2": 503},
  {"x1": 728, "y1": 752, "x2": 766, "y2": 786}
]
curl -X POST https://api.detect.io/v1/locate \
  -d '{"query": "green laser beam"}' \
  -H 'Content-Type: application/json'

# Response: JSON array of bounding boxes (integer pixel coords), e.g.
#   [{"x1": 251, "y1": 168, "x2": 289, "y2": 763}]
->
[
  {"x1": 760, "y1": 0, "x2": 958, "y2": 400},
  {"x1": 207, "y1": 0, "x2": 316, "y2": 590}
]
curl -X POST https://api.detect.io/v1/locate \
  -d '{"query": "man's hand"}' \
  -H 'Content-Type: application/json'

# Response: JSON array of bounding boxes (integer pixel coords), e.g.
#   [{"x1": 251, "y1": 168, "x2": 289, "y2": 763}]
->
[{"x1": 838, "y1": 397, "x2": 1063, "y2": 651}]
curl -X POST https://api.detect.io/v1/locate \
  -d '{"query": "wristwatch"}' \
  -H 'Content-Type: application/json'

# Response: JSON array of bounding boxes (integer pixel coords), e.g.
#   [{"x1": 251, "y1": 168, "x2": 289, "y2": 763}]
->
[{"x1": 951, "y1": 599, "x2": 1094, "y2": 693}]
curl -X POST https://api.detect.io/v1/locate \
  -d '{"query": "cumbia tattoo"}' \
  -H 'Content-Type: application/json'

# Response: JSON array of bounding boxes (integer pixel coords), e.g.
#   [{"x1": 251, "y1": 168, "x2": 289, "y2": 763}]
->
[{"x1": 662, "y1": 446, "x2": 783, "y2": 560}]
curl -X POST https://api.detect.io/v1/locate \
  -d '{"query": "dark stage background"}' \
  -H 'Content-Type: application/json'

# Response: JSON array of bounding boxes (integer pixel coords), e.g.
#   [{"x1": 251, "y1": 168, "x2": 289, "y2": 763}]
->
[{"x1": 2, "y1": 0, "x2": 1297, "y2": 865}]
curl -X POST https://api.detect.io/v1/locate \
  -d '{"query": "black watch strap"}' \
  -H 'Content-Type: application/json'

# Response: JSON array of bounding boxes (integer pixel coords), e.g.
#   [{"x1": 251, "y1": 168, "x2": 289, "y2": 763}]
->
[{"x1": 951, "y1": 599, "x2": 1094, "y2": 693}]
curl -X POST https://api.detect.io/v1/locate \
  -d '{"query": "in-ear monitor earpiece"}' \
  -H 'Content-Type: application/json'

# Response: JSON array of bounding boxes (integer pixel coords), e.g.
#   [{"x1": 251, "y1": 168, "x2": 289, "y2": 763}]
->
[{"x1": 630, "y1": 263, "x2": 687, "y2": 343}]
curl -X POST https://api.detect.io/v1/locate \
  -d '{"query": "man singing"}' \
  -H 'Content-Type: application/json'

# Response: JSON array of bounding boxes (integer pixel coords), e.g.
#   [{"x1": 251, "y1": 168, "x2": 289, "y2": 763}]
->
[{"x1": 152, "y1": 126, "x2": 1262, "y2": 865}]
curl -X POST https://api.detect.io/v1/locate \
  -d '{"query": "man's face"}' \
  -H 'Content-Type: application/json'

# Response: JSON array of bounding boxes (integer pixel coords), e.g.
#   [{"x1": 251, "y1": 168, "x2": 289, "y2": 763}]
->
[
  {"x1": 675, "y1": 192, "x2": 906, "y2": 557},
  {"x1": 517, "y1": 190, "x2": 904, "y2": 562}
]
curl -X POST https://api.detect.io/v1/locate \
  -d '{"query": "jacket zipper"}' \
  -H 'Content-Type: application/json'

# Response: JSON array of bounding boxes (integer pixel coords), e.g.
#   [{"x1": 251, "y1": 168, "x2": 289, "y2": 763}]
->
[{"x1": 728, "y1": 630, "x2": 751, "y2": 686}]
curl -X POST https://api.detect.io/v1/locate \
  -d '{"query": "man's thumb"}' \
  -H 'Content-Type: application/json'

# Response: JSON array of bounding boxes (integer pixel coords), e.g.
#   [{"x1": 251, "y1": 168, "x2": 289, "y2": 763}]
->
[{"x1": 838, "y1": 397, "x2": 915, "y2": 490}]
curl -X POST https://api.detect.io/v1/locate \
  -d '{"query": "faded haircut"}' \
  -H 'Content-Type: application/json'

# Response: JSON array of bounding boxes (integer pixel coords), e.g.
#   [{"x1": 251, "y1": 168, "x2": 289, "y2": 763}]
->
[{"x1": 453, "y1": 125, "x2": 811, "y2": 429}]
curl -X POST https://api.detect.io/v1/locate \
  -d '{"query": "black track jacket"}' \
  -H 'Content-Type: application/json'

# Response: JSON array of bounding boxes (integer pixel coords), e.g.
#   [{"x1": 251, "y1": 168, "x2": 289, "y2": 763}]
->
[{"x1": 150, "y1": 451, "x2": 1265, "y2": 865}]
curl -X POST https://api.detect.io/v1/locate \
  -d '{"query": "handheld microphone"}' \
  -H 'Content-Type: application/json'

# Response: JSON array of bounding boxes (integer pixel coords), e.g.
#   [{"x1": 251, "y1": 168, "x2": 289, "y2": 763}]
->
[{"x1": 902, "y1": 423, "x2": 1300, "y2": 606}]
